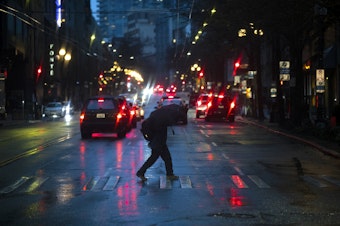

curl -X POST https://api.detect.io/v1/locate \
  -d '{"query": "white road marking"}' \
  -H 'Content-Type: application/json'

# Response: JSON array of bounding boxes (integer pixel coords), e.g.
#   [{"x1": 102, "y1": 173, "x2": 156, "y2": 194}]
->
[
  {"x1": 233, "y1": 166, "x2": 245, "y2": 176},
  {"x1": 160, "y1": 175, "x2": 172, "y2": 189},
  {"x1": 103, "y1": 176, "x2": 120, "y2": 191},
  {"x1": 248, "y1": 175, "x2": 270, "y2": 188},
  {"x1": 179, "y1": 176, "x2": 192, "y2": 188}
]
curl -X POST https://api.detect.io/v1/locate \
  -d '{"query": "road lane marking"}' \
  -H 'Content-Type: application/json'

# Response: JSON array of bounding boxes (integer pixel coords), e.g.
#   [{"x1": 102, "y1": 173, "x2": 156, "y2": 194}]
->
[
  {"x1": 0, "y1": 135, "x2": 72, "y2": 167},
  {"x1": 230, "y1": 175, "x2": 248, "y2": 188},
  {"x1": 160, "y1": 175, "x2": 172, "y2": 189},
  {"x1": 321, "y1": 175, "x2": 340, "y2": 187},
  {"x1": 0, "y1": 176, "x2": 31, "y2": 194},
  {"x1": 302, "y1": 175, "x2": 328, "y2": 188},
  {"x1": 103, "y1": 176, "x2": 120, "y2": 191},
  {"x1": 222, "y1": 154, "x2": 229, "y2": 160},
  {"x1": 248, "y1": 175, "x2": 270, "y2": 188},
  {"x1": 179, "y1": 176, "x2": 192, "y2": 188},
  {"x1": 211, "y1": 142, "x2": 217, "y2": 147},
  {"x1": 24, "y1": 176, "x2": 49, "y2": 193},
  {"x1": 233, "y1": 166, "x2": 245, "y2": 176},
  {"x1": 82, "y1": 176, "x2": 100, "y2": 191}
]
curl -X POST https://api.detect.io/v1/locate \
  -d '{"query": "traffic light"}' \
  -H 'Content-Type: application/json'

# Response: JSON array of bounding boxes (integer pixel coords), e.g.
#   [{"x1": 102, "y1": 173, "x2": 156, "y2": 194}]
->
[
  {"x1": 36, "y1": 66, "x2": 42, "y2": 81},
  {"x1": 199, "y1": 70, "x2": 204, "y2": 78},
  {"x1": 233, "y1": 61, "x2": 241, "y2": 76}
]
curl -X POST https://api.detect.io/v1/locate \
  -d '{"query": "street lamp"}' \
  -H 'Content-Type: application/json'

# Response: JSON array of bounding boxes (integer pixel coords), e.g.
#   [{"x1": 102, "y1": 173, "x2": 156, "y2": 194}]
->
[
  {"x1": 237, "y1": 23, "x2": 264, "y2": 120},
  {"x1": 57, "y1": 48, "x2": 72, "y2": 101},
  {"x1": 191, "y1": 63, "x2": 204, "y2": 91}
]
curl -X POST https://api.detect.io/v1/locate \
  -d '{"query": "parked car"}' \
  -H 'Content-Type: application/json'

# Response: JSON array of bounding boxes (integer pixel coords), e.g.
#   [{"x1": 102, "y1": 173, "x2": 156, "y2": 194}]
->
[
  {"x1": 43, "y1": 102, "x2": 66, "y2": 118},
  {"x1": 79, "y1": 95, "x2": 130, "y2": 139},
  {"x1": 205, "y1": 94, "x2": 236, "y2": 122},
  {"x1": 158, "y1": 96, "x2": 188, "y2": 124},
  {"x1": 195, "y1": 93, "x2": 210, "y2": 118}
]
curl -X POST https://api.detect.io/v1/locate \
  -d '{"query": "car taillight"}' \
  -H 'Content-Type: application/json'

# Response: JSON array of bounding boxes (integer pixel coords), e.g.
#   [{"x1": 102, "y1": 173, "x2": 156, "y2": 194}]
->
[
  {"x1": 230, "y1": 101, "x2": 235, "y2": 109},
  {"x1": 207, "y1": 102, "x2": 212, "y2": 108},
  {"x1": 130, "y1": 110, "x2": 135, "y2": 115},
  {"x1": 197, "y1": 100, "x2": 202, "y2": 106},
  {"x1": 117, "y1": 113, "x2": 122, "y2": 119},
  {"x1": 80, "y1": 113, "x2": 85, "y2": 123}
]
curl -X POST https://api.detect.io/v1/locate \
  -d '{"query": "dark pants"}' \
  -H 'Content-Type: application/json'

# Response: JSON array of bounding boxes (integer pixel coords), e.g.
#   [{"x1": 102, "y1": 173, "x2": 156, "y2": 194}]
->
[{"x1": 137, "y1": 145, "x2": 174, "y2": 176}]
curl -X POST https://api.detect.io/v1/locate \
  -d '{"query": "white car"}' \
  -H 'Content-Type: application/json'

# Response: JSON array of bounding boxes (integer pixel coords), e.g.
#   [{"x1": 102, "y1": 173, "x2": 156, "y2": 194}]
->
[{"x1": 43, "y1": 102, "x2": 66, "y2": 118}]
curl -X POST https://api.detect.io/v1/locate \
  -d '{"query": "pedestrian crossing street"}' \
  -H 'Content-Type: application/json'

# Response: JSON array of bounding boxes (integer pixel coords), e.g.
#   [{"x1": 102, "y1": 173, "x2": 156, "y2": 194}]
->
[{"x1": 1, "y1": 174, "x2": 340, "y2": 195}]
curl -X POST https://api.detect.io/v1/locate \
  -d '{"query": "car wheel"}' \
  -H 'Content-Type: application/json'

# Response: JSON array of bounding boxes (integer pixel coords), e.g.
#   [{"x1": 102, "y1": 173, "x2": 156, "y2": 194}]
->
[{"x1": 229, "y1": 116, "x2": 235, "y2": 122}]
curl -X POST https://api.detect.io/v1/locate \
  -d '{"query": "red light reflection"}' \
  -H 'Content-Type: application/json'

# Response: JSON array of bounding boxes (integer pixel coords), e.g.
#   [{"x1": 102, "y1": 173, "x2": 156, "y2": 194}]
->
[
  {"x1": 116, "y1": 183, "x2": 138, "y2": 216},
  {"x1": 229, "y1": 187, "x2": 245, "y2": 207}
]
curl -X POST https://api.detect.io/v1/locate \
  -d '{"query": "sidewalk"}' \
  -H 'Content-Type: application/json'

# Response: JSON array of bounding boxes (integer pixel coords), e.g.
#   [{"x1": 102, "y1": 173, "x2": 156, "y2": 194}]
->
[
  {"x1": 238, "y1": 116, "x2": 340, "y2": 159},
  {"x1": 0, "y1": 119, "x2": 42, "y2": 127}
]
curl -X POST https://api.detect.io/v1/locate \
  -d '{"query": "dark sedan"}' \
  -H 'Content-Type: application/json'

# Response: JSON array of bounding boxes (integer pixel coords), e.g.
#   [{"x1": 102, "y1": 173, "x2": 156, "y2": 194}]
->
[{"x1": 79, "y1": 95, "x2": 130, "y2": 139}]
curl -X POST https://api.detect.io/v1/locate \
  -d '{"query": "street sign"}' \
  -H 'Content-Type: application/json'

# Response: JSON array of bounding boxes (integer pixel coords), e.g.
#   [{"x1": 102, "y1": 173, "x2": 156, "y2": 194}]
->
[
  {"x1": 279, "y1": 61, "x2": 290, "y2": 81},
  {"x1": 316, "y1": 69, "x2": 325, "y2": 93}
]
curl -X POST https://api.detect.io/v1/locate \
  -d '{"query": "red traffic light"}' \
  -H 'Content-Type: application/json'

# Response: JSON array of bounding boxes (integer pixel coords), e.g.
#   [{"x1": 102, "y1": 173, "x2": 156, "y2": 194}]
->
[
  {"x1": 199, "y1": 71, "x2": 204, "y2": 78},
  {"x1": 37, "y1": 66, "x2": 42, "y2": 75}
]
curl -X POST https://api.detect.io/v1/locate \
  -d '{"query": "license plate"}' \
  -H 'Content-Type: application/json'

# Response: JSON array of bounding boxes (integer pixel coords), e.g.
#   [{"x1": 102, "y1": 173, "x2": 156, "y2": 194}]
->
[
  {"x1": 96, "y1": 113, "x2": 105, "y2": 118},
  {"x1": 218, "y1": 105, "x2": 224, "y2": 109}
]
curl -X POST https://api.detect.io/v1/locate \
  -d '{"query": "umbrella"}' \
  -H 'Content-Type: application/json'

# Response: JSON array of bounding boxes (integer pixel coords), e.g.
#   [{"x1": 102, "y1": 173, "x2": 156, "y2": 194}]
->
[{"x1": 149, "y1": 104, "x2": 186, "y2": 128}]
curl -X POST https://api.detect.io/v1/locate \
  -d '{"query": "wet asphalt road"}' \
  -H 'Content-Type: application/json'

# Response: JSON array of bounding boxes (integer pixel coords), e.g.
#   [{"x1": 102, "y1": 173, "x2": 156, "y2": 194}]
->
[{"x1": 0, "y1": 94, "x2": 339, "y2": 225}]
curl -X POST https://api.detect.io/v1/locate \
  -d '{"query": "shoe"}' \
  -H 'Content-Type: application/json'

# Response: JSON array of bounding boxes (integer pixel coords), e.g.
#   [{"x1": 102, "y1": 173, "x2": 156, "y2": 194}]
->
[
  {"x1": 136, "y1": 172, "x2": 147, "y2": 181},
  {"x1": 166, "y1": 175, "x2": 179, "y2": 180}
]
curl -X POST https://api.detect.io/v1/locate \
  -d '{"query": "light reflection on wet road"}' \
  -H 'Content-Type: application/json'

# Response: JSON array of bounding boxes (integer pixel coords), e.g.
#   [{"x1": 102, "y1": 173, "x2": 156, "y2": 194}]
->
[{"x1": 0, "y1": 96, "x2": 339, "y2": 225}]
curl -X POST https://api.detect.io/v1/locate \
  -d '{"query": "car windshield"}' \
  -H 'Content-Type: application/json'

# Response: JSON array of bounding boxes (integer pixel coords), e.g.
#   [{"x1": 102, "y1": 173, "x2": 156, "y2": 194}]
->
[
  {"x1": 162, "y1": 99, "x2": 182, "y2": 106},
  {"x1": 200, "y1": 95, "x2": 209, "y2": 103},
  {"x1": 47, "y1": 103, "x2": 62, "y2": 107},
  {"x1": 211, "y1": 97, "x2": 230, "y2": 105},
  {"x1": 87, "y1": 99, "x2": 116, "y2": 110}
]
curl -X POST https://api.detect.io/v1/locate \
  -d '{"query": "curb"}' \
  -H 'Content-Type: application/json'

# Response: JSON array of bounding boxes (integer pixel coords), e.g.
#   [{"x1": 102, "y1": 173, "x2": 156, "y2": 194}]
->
[{"x1": 239, "y1": 118, "x2": 340, "y2": 159}]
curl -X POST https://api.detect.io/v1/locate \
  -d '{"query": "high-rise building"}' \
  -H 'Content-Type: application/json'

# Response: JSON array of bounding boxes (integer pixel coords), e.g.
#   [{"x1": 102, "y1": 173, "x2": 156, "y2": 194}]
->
[{"x1": 97, "y1": 0, "x2": 190, "y2": 81}]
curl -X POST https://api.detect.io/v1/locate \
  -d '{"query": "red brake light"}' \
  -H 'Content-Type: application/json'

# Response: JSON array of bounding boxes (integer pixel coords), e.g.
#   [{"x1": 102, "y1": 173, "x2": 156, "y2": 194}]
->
[
  {"x1": 80, "y1": 113, "x2": 85, "y2": 123},
  {"x1": 230, "y1": 101, "x2": 235, "y2": 109},
  {"x1": 117, "y1": 113, "x2": 122, "y2": 119},
  {"x1": 197, "y1": 100, "x2": 202, "y2": 106},
  {"x1": 98, "y1": 98, "x2": 104, "y2": 103}
]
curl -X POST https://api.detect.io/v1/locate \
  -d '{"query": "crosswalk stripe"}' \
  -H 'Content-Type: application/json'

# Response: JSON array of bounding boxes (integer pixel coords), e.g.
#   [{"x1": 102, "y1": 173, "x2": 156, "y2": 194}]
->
[
  {"x1": 179, "y1": 176, "x2": 192, "y2": 188},
  {"x1": 321, "y1": 175, "x2": 340, "y2": 187},
  {"x1": 3, "y1": 174, "x2": 337, "y2": 194},
  {"x1": 302, "y1": 175, "x2": 328, "y2": 188},
  {"x1": 160, "y1": 175, "x2": 172, "y2": 189},
  {"x1": 0, "y1": 176, "x2": 31, "y2": 194},
  {"x1": 82, "y1": 176, "x2": 100, "y2": 191},
  {"x1": 230, "y1": 175, "x2": 248, "y2": 188},
  {"x1": 233, "y1": 166, "x2": 245, "y2": 176},
  {"x1": 103, "y1": 176, "x2": 120, "y2": 191},
  {"x1": 24, "y1": 176, "x2": 49, "y2": 193},
  {"x1": 248, "y1": 175, "x2": 270, "y2": 188}
]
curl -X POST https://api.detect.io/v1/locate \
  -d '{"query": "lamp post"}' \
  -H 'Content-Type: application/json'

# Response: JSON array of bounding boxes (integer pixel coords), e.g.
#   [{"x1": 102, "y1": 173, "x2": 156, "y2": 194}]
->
[
  {"x1": 57, "y1": 48, "x2": 71, "y2": 101},
  {"x1": 238, "y1": 23, "x2": 264, "y2": 120},
  {"x1": 191, "y1": 63, "x2": 203, "y2": 92}
]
